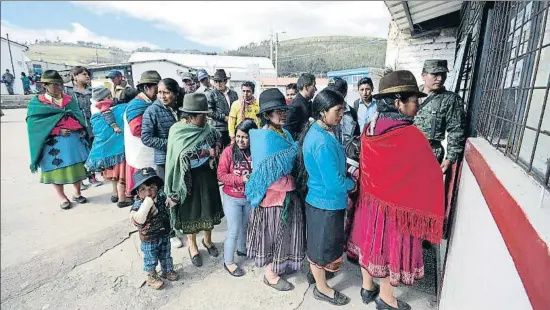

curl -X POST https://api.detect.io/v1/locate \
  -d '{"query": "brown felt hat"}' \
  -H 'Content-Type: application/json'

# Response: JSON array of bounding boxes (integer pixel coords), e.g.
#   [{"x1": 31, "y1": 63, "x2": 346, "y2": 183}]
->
[
  {"x1": 212, "y1": 69, "x2": 230, "y2": 81},
  {"x1": 373, "y1": 70, "x2": 427, "y2": 99},
  {"x1": 41, "y1": 70, "x2": 64, "y2": 84}
]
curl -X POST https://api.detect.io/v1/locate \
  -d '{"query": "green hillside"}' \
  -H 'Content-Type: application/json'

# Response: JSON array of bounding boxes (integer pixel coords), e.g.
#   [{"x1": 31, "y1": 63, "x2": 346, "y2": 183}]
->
[
  {"x1": 25, "y1": 44, "x2": 130, "y2": 66},
  {"x1": 224, "y1": 36, "x2": 387, "y2": 76}
]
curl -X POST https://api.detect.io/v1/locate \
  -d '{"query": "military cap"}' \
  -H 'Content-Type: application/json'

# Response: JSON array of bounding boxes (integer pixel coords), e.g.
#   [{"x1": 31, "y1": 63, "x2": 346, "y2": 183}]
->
[{"x1": 423, "y1": 59, "x2": 449, "y2": 74}]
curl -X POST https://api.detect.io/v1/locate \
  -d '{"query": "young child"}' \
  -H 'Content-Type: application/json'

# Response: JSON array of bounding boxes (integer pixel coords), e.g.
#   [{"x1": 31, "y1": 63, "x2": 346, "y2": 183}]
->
[
  {"x1": 90, "y1": 86, "x2": 123, "y2": 133},
  {"x1": 129, "y1": 167, "x2": 179, "y2": 289}
]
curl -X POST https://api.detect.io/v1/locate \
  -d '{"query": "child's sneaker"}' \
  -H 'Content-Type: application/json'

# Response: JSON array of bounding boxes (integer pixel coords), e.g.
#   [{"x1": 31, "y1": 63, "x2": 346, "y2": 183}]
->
[
  {"x1": 160, "y1": 271, "x2": 179, "y2": 281},
  {"x1": 146, "y1": 271, "x2": 164, "y2": 289}
]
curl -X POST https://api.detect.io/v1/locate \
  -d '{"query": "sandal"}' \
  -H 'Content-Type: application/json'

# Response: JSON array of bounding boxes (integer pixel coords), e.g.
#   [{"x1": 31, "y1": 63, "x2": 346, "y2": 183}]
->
[
  {"x1": 313, "y1": 286, "x2": 350, "y2": 306},
  {"x1": 60, "y1": 200, "x2": 72, "y2": 210},
  {"x1": 72, "y1": 195, "x2": 88, "y2": 204}
]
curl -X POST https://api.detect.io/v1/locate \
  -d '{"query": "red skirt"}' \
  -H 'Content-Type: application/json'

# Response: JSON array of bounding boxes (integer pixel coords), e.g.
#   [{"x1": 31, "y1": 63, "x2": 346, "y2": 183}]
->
[
  {"x1": 346, "y1": 195, "x2": 424, "y2": 287},
  {"x1": 103, "y1": 161, "x2": 126, "y2": 183},
  {"x1": 125, "y1": 163, "x2": 139, "y2": 197}
]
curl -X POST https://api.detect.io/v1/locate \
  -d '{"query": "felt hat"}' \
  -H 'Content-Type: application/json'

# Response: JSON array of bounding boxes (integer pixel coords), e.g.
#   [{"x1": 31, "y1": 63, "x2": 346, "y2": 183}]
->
[
  {"x1": 423, "y1": 59, "x2": 449, "y2": 74},
  {"x1": 130, "y1": 167, "x2": 164, "y2": 195},
  {"x1": 179, "y1": 93, "x2": 210, "y2": 113},
  {"x1": 41, "y1": 70, "x2": 64, "y2": 84},
  {"x1": 137, "y1": 70, "x2": 161, "y2": 87},
  {"x1": 257, "y1": 88, "x2": 289, "y2": 115},
  {"x1": 373, "y1": 70, "x2": 427, "y2": 99},
  {"x1": 212, "y1": 69, "x2": 230, "y2": 81}
]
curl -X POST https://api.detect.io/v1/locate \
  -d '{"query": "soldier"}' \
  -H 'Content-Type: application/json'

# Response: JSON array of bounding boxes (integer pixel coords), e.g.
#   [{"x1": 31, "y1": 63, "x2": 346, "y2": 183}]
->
[{"x1": 414, "y1": 59, "x2": 466, "y2": 174}]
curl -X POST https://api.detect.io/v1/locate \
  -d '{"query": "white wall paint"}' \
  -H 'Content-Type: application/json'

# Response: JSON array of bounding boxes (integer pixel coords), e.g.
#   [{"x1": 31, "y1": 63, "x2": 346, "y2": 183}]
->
[
  {"x1": 1, "y1": 40, "x2": 29, "y2": 95},
  {"x1": 385, "y1": 22, "x2": 457, "y2": 86},
  {"x1": 439, "y1": 159, "x2": 533, "y2": 310},
  {"x1": 131, "y1": 61, "x2": 190, "y2": 88}
]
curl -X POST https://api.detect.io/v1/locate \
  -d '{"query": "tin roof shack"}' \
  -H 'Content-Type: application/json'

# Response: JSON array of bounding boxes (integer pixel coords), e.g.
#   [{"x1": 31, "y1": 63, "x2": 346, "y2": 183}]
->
[
  {"x1": 128, "y1": 52, "x2": 276, "y2": 89},
  {"x1": 1, "y1": 37, "x2": 29, "y2": 95}
]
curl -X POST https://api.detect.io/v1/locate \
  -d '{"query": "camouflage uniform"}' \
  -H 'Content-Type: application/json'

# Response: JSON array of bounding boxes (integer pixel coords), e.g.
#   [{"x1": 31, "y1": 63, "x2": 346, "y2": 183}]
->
[{"x1": 414, "y1": 60, "x2": 466, "y2": 164}]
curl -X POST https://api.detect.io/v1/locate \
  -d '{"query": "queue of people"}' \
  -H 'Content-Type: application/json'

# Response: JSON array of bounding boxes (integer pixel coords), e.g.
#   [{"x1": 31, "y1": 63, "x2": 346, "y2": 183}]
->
[{"x1": 25, "y1": 60, "x2": 466, "y2": 309}]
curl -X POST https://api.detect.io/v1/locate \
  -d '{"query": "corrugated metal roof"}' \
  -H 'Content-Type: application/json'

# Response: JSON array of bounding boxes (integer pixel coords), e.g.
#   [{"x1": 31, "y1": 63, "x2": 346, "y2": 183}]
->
[
  {"x1": 128, "y1": 52, "x2": 275, "y2": 72},
  {"x1": 385, "y1": 1, "x2": 463, "y2": 31}
]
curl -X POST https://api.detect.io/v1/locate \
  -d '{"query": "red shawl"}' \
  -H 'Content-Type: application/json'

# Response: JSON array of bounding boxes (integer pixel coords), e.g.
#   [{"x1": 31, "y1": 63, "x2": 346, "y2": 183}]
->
[{"x1": 360, "y1": 125, "x2": 444, "y2": 243}]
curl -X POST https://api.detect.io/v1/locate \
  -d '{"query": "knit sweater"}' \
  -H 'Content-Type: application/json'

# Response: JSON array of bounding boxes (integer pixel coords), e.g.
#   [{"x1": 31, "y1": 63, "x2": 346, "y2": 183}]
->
[{"x1": 303, "y1": 122, "x2": 354, "y2": 210}]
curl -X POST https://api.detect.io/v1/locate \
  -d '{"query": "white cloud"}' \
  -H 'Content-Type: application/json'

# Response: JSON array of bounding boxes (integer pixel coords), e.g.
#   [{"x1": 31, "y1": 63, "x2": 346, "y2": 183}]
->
[
  {"x1": 0, "y1": 20, "x2": 158, "y2": 51},
  {"x1": 72, "y1": 1, "x2": 391, "y2": 50}
]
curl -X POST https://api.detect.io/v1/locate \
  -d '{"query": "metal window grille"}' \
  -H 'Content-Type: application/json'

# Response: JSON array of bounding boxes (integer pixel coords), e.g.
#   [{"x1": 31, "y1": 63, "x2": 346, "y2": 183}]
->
[{"x1": 472, "y1": 1, "x2": 550, "y2": 187}]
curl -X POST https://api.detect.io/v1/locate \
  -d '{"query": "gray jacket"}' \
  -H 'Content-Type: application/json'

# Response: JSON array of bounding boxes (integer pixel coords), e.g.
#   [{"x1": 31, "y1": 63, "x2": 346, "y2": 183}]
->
[
  {"x1": 205, "y1": 88, "x2": 239, "y2": 131},
  {"x1": 65, "y1": 85, "x2": 93, "y2": 138},
  {"x1": 334, "y1": 103, "x2": 360, "y2": 146}
]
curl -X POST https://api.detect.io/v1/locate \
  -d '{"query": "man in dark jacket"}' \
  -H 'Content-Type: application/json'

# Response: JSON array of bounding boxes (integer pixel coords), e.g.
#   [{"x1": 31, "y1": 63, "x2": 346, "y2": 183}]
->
[
  {"x1": 327, "y1": 78, "x2": 360, "y2": 147},
  {"x1": 285, "y1": 73, "x2": 317, "y2": 140},
  {"x1": 205, "y1": 69, "x2": 238, "y2": 147}
]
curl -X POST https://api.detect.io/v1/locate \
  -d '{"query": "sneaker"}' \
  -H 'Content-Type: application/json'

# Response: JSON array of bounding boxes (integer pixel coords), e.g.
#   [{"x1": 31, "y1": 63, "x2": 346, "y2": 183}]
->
[
  {"x1": 89, "y1": 177, "x2": 103, "y2": 187},
  {"x1": 146, "y1": 271, "x2": 164, "y2": 289},
  {"x1": 171, "y1": 237, "x2": 183, "y2": 248},
  {"x1": 159, "y1": 271, "x2": 179, "y2": 281}
]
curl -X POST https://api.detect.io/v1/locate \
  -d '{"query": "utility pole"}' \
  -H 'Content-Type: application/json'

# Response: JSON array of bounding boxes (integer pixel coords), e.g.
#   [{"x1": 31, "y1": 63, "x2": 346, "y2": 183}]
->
[
  {"x1": 6, "y1": 33, "x2": 16, "y2": 79},
  {"x1": 95, "y1": 47, "x2": 99, "y2": 64},
  {"x1": 274, "y1": 31, "x2": 286, "y2": 78},
  {"x1": 269, "y1": 30, "x2": 273, "y2": 64}
]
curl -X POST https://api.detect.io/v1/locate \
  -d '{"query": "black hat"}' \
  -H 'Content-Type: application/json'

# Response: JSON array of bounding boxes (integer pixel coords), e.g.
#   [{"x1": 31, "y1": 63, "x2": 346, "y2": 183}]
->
[
  {"x1": 373, "y1": 70, "x2": 427, "y2": 100},
  {"x1": 130, "y1": 167, "x2": 164, "y2": 195},
  {"x1": 41, "y1": 70, "x2": 64, "y2": 84},
  {"x1": 257, "y1": 88, "x2": 289, "y2": 115},
  {"x1": 212, "y1": 69, "x2": 230, "y2": 81},
  {"x1": 179, "y1": 93, "x2": 210, "y2": 113}
]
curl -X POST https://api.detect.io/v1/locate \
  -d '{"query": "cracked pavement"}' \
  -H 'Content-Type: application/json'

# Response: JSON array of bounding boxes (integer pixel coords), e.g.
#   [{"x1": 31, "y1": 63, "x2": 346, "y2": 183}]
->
[{"x1": 1, "y1": 109, "x2": 437, "y2": 309}]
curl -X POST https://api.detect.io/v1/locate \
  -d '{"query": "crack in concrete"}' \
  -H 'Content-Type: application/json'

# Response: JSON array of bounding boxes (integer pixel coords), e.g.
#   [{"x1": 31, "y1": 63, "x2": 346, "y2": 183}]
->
[
  {"x1": 1, "y1": 230, "x2": 138, "y2": 305},
  {"x1": 70, "y1": 230, "x2": 138, "y2": 271},
  {"x1": 292, "y1": 285, "x2": 310, "y2": 310}
]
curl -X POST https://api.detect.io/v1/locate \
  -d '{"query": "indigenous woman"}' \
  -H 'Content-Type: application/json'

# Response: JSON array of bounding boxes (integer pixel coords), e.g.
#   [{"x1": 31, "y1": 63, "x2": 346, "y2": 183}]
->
[
  {"x1": 124, "y1": 70, "x2": 161, "y2": 196},
  {"x1": 26, "y1": 70, "x2": 90, "y2": 210},
  {"x1": 217, "y1": 119, "x2": 257, "y2": 277},
  {"x1": 244, "y1": 88, "x2": 306, "y2": 291},
  {"x1": 346, "y1": 70, "x2": 444, "y2": 310},
  {"x1": 164, "y1": 93, "x2": 224, "y2": 268},
  {"x1": 298, "y1": 88, "x2": 355, "y2": 306},
  {"x1": 86, "y1": 86, "x2": 133, "y2": 208}
]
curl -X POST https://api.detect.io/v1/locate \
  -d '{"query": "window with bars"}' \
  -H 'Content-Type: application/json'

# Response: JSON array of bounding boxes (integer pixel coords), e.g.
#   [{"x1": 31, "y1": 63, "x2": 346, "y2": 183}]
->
[{"x1": 474, "y1": 1, "x2": 550, "y2": 187}]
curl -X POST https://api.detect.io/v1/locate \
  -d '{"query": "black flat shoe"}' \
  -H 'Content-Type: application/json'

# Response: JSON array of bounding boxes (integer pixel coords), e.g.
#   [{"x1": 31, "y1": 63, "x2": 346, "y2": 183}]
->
[
  {"x1": 72, "y1": 195, "x2": 88, "y2": 204},
  {"x1": 263, "y1": 276, "x2": 294, "y2": 291},
  {"x1": 188, "y1": 247, "x2": 202, "y2": 267},
  {"x1": 374, "y1": 295, "x2": 411, "y2": 310},
  {"x1": 202, "y1": 239, "x2": 219, "y2": 257},
  {"x1": 110, "y1": 196, "x2": 119, "y2": 203},
  {"x1": 117, "y1": 200, "x2": 133, "y2": 208},
  {"x1": 307, "y1": 270, "x2": 335, "y2": 284},
  {"x1": 60, "y1": 200, "x2": 72, "y2": 210},
  {"x1": 313, "y1": 286, "x2": 350, "y2": 306},
  {"x1": 361, "y1": 282, "x2": 380, "y2": 304},
  {"x1": 224, "y1": 263, "x2": 245, "y2": 277},
  {"x1": 236, "y1": 250, "x2": 247, "y2": 257}
]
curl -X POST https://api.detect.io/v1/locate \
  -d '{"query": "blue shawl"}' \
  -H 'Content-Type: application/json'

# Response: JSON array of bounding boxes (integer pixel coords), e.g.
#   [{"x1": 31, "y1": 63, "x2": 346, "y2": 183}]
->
[
  {"x1": 125, "y1": 93, "x2": 151, "y2": 122},
  {"x1": 245, "y1": 128, "x2": 298, "y2": 208},
  {"x1": 85, "y1": 104, "x2": 127, "y2": 171}
]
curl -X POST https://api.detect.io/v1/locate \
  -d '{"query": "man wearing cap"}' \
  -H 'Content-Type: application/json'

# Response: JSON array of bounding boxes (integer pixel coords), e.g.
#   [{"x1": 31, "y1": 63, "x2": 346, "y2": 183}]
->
[
  {"x1": 205, "y1": 69, "x2": 239, "y2": 147},
  {"x1": 181, "y1": 71, "x2": 198, "y2": 94},
  {"x1": 107, "y1": 70, "x2": 132, "y2": 100},
  {"x1": 195, "y1": 69, "x2": 212, "y2": 94},
  {"x1": 414, "y1": 59, "x2": 466, "y2": 173}
]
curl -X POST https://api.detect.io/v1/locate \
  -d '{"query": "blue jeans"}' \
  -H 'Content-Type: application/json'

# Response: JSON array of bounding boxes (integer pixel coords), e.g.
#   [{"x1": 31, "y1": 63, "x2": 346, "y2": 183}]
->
[{"x1": 223, "y1": 193, "x2": 252, "y2": 265}]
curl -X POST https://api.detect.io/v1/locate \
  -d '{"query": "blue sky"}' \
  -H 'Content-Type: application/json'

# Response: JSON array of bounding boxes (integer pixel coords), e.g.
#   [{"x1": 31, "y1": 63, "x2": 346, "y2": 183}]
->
[{"x1": 0, "y1": 1, "x2": 390, "y2": 52}]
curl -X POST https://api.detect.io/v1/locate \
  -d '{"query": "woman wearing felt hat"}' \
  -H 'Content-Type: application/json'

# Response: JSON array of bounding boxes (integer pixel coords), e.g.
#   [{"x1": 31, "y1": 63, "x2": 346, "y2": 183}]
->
[
  {"x1": 26, "y1": 70, "x2": 91, "y2": 210},
  {"x1": 244, "y1": 88, "x2": 306, "y2": 291},
  {"x1": 345, "y1": 70, "x2": 444, "y2": 310},
  {"x1": 164, "y1": 93, "x2": 224, "y2": 268}
]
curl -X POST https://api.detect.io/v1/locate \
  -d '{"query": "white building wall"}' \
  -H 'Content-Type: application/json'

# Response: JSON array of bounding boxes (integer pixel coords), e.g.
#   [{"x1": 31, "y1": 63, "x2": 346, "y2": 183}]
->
[
  {"x1": 439, "y1": 138, "x2": 550, "y2": 310},
  {"x1": 1, "y1": 39, "x2": 29, "y2": 95},
  {"x1": 385, "y1": 22, "x2": 457, "y2": 85},
  {"x1": 131, "y1": 61, "x2": 191, "y2": 88}
]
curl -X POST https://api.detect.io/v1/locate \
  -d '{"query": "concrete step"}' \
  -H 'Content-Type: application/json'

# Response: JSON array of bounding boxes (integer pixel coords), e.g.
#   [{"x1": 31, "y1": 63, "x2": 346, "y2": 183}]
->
[{"x1": 0, "y1": 95, "x2": 34, "y2": 109}]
